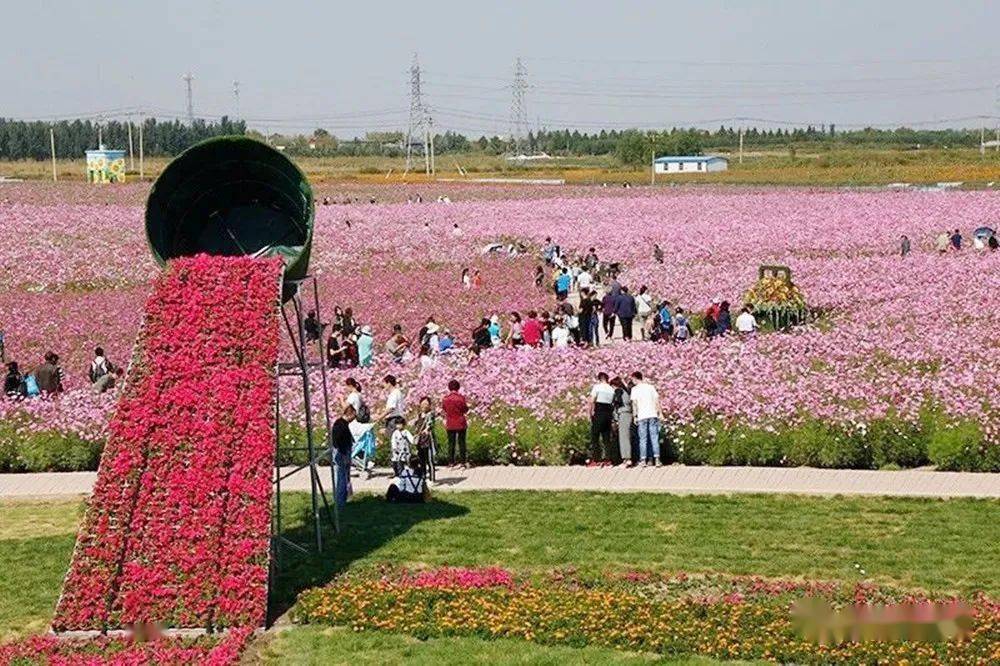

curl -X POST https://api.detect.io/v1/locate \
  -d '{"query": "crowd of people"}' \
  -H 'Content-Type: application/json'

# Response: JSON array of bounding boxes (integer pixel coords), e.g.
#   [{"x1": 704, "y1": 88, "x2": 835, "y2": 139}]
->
[
  {"x1": 926, "y1": 228, "x2": 999, "y2": 255},
  {"x1": 4, "y1": 347, "x2": 120, "y2": 400},
  {"x1": 329, "y1": 373, "x2": 471, "y2": 505},
  {"x1": 588, "y1": 371, "x2": 664, "y2": 467}
]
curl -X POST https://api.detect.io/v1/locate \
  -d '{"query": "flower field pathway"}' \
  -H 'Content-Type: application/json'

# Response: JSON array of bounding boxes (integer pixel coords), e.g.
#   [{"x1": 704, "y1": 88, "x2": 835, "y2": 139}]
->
[{"x1": 4, "y1": 465, "x2": 998, "y2": 500}]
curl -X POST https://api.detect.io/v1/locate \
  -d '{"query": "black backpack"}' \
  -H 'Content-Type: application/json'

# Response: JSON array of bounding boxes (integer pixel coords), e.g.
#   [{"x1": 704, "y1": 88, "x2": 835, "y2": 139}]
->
[{"x1": 356, "y1": 399, "x2": 371, "y2": 424}]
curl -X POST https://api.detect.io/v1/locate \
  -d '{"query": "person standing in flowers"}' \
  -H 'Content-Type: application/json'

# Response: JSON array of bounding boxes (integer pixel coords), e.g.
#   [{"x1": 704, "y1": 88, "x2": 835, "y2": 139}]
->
[
  {"x1": 950, "y1": 229, "x2": 963, "y2": 250},
  {"x1": 330, "y1": 404, "x2": 356, "y2": 508},
  {"x1": 534, "y1": 265, "x2": 545, "y2": 289},
  {"x1": 442, "y1": 379, "x2": 470, "y2": 467},
  {"x1": 735, "y1": 306, "x2": 758, "y2": 335},
  {"x1": 34, "y1": 352, "x2": 63, "y2": 395},
  {"x1": 715, "y1": 301, "x2": 732, "y2": 336},
  {"x1": 673, "y1": 308, "x2": 691, "y2": 341},
  {"x1": 386, "y1": 324, "x2": 411, "y2": 364},
  {"x1": 935, "y1": 231, "x2": 950, "y2": 254},
  {"x1": 589, "y1": 372, "x2": 617, "y2": 464},
  {"x1": 555, "y1": 268, "x2": 572, "y2": 300},
  {"x1": 505, "y1": 312, "x2": 524, "y2": 347},
  {"x1": 630, "y1": 371, "x2": 663, "y2": 467},
  {"x1": 461, "y1": 268, "x2": 471, "y2": 289},
  {"x1": 522, "y1": 310, "x2": 544, "y2": 347},
  {"x1": 357, "y1": 326, "x2": 374, "y2": 367},
  {"x1": 900, "y1": 235, "x2": 911, "y2": 257},
  {"x1": 653, "y1": 243, "x2": 665, "y2": 264}
]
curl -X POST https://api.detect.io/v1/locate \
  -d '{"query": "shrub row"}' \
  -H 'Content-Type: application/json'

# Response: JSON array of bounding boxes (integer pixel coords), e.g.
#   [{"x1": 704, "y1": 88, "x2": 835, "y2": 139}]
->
[{"x1": 4, "y1": 407, "x2": 996, "y2": 473}]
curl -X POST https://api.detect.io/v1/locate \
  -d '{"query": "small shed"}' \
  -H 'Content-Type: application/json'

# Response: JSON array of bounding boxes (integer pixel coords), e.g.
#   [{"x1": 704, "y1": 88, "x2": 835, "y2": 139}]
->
[
  {"x1": 86, "y1": 148, "x2": 127, "y2": 183},
  {"x1": 654, "y1": 155, "x2": 728, "y2": 174}
]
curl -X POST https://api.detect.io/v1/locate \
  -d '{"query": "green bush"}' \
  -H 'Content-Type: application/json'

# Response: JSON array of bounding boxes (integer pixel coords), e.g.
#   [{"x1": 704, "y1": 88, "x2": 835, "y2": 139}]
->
[
  {"x1": 928, "y1": 420, "x2": 985, "y2": 471},
  {"x1": 2, "y1": 426, "x2": 103, "y2": 472}
]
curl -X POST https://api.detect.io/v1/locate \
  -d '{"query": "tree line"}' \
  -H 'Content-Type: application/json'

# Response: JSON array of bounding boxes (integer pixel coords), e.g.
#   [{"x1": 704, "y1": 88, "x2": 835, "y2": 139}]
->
[
  {"x1": 0, "y1": 117, "x2": 246, "y2": 161},
  {"x1": 0, "y1": 116, "x2": 986, "y2": 165}
]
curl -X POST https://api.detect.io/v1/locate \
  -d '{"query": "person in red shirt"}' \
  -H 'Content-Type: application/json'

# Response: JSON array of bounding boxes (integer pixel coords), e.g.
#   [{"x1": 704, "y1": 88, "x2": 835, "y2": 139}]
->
[
  {"x1": 441, "y1": 379, "x2": 470, "y2": 467},
  {"x1": 521, "y1": 310, "x2": 543, "y2": 347}
]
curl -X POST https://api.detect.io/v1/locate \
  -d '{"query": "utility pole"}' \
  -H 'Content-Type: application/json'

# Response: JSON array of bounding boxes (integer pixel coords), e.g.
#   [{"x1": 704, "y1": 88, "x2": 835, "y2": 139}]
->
[
  {"x1": 650, "y1": 149, "x2": 655, "y2": 186},
  {"x1": 509, "y1": 57, "x2": 529, "y2": 154},
  {"x1": 981, "y1": 123, "x2": 986, "y2": 156},
  {"x1": 138, "y1": 116, "x2": 145, "y2": 180},
  {"x1": 233, "y1": 80, "x2": 240, "y2": 121},
  {"x1": 127, "y1": 118, "x2": 135, "y2": 171},
  {"x1": 738, "y1": 126, "x2": 745, "y2": 164},
  {"x1": 428, "y1": 116, "x2": 436, "y2": 175},
  {"x1": 50, "y1": 128, "x2": 57, "y2": 182},
  {"x1": 183, "y1": 72, "x2": 195, "y2": 124},
  {"x1": 404, "y1": 53, "x2": 431, "y2": 173},
  {"x1": 97, "y1": 121, "x2": 103, "y2": 149}
]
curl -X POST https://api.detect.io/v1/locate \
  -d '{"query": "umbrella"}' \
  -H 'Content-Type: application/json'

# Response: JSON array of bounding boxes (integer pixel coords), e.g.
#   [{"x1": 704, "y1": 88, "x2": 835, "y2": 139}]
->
[{"x1": 973, "y1": 226, "x2": 995, "y2": 239}]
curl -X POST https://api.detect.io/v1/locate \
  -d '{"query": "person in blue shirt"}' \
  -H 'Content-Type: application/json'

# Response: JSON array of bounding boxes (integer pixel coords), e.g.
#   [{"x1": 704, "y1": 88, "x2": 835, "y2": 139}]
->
[{"x1": 555, "y1": 268, "x2": 572, "y2": 300}]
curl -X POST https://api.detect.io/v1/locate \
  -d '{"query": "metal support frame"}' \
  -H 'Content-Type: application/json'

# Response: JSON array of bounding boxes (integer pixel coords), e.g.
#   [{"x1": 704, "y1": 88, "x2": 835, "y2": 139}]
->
[{"x1": 271, "y1": 275, "x2": 338, "y2": 565}]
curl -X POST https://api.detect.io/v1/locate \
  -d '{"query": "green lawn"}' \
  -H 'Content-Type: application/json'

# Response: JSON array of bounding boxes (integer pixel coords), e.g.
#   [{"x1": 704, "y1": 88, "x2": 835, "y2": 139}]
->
[
  {"x1": 256, "y1": 627, "x2": 758, "y2": 665},
  {"x1": 2, "y1": 492, "x2": 998, "y2": 657}
]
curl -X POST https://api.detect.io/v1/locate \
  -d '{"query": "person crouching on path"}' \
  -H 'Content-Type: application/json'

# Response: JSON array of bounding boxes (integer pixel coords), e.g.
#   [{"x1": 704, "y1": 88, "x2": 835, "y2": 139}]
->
[
  {"x1": 589, "y1": 372, "x2": 618, "y2": 464},
  {"x1": 442, "y1": 379, "x2": 470, "y2": 467},
  {"x1": 630, "y1": 371, "x2": 663, "y2": 467},
  {"x1": 330, "y1": 404, "x2": 356, "y2": 508},
  {"x1": 387, "y1": 455, "x2": 426, "y2": 503}
]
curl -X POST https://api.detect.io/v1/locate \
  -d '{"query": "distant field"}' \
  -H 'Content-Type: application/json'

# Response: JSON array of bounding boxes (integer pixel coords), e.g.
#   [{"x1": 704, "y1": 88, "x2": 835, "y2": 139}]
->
[{"x1": 2, "y1": 146, "x2": 997, "y2": 186}]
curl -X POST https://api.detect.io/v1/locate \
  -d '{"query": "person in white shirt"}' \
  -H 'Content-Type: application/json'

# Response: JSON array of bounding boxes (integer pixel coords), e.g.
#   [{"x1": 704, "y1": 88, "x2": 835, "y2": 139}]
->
[
  {"x1": 635, "y1": 286, "x2": 653, "y2": 340},
  {"x1": 577, "y1": 268, "x2": 593, "y2": 293},
  {"x1": 390, "y1": 418, "x2": 415, "y2": 476},
  {"x1": 629, "y1": 371, "x2": 662, "y2": 466},
  {"x1": 735, "y1": 306, "x2": 758, "y2": 335},
  {"x1": 589, "y1": 372, "x2": 618, "y2": 463},
  {"x1": 379, "y1": 374, "x2": 406, "y2": 441},
  {"x1": 551, "y1": 318, "x2": 571, "y2": 348}
]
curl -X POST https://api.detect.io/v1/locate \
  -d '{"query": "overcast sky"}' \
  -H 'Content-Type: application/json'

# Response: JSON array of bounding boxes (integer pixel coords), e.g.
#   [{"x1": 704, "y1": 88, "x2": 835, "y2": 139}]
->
[{"x1": 3, "y1": 1, "x2": 998, "y2": 136}]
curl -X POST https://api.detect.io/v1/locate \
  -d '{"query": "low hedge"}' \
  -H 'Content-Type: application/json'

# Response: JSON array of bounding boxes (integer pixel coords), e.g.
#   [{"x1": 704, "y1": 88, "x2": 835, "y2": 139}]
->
[{"x1": 2, "y1": 407, "x2": 996, "y2": 473}]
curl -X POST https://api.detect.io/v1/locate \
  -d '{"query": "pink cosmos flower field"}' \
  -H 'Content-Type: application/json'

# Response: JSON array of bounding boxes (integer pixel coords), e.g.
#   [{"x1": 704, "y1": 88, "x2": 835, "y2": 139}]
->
[{"x1": 2, "y1": 184, "x2": 999, "y2": 467}]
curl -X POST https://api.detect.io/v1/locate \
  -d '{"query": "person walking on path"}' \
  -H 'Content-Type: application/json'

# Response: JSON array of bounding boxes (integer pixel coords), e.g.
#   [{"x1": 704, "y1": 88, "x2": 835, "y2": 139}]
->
[
  {"x1": 589, "y1": 372, "x2": 617, "y2": 463},
  {"x1": 900, "y1": 235, "x2": 911, "y2": 257},
  {"x1": 442, "y1": 379, "x2": 470, "y2": 467},
  {"x1": 578, "y1": 288, "x2": 598, "y2": 347},
  {"x1": 630, "y1": 371, "x2": 663, "y2": 466},
  {"x1": 615, "y1": 287, "x2": 637, "y2": 341},
  {"x1": 601, "y1": 290, "x2": 617, "y2": 340},
  {"x1": 635, "y1": 286, "x2": 653, "y2": 340},
  {"x1": 342, "y1": 377, "x2": 370, "y2": 423},
  {"x1": 610, "y1": 376, "x2": 632, "y2": 466},
  {"x1": 330, "y1": 404, "x2": 356, "y2": 508}
]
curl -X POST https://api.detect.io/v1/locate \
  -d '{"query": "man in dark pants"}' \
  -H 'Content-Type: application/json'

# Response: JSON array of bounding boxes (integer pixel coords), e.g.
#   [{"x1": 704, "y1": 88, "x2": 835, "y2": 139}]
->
[
  {"x1": 589, "y1": 372, "x2": 617, "y2": 463},
  {"x1": 615, "y1": 286, "x2": 637, "y2": 341},
  {"x1": 601, "y1": 291, "x2": 617, "y2": 339}
]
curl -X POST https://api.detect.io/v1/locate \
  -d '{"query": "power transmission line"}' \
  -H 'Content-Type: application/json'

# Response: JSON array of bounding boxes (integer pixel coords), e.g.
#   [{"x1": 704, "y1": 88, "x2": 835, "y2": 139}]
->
[
  {"x1": 404, "y1": 53, "x2": 431, "y2": 173},
  {"x1": 182, "y1": 72, "x2": 195, "y2": 124},
  {"x1": 509, "y1": 57, "x2": 529, "y2": 152}
]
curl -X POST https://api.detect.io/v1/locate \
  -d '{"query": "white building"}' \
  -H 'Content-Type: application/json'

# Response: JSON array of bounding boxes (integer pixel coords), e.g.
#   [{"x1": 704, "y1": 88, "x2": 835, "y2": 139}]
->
[{"x1": 653, "y1": 155, "x2": 728, "y2": 174}]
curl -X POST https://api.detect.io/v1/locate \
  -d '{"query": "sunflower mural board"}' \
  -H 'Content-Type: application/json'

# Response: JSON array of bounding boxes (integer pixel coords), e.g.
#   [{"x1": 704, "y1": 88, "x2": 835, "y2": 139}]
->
[
  {"x1": 85, "y1": 149, "x2": 127, "y2": 183},
  {"x1": 744, "y1": 264, "x2": 811, "y2": 330}
]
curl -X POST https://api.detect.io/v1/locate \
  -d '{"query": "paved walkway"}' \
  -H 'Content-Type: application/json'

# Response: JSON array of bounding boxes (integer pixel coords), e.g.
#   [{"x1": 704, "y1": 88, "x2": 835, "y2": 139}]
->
[{"x1": 2, "y1": 465, "x2": 997, "y2": 500}]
